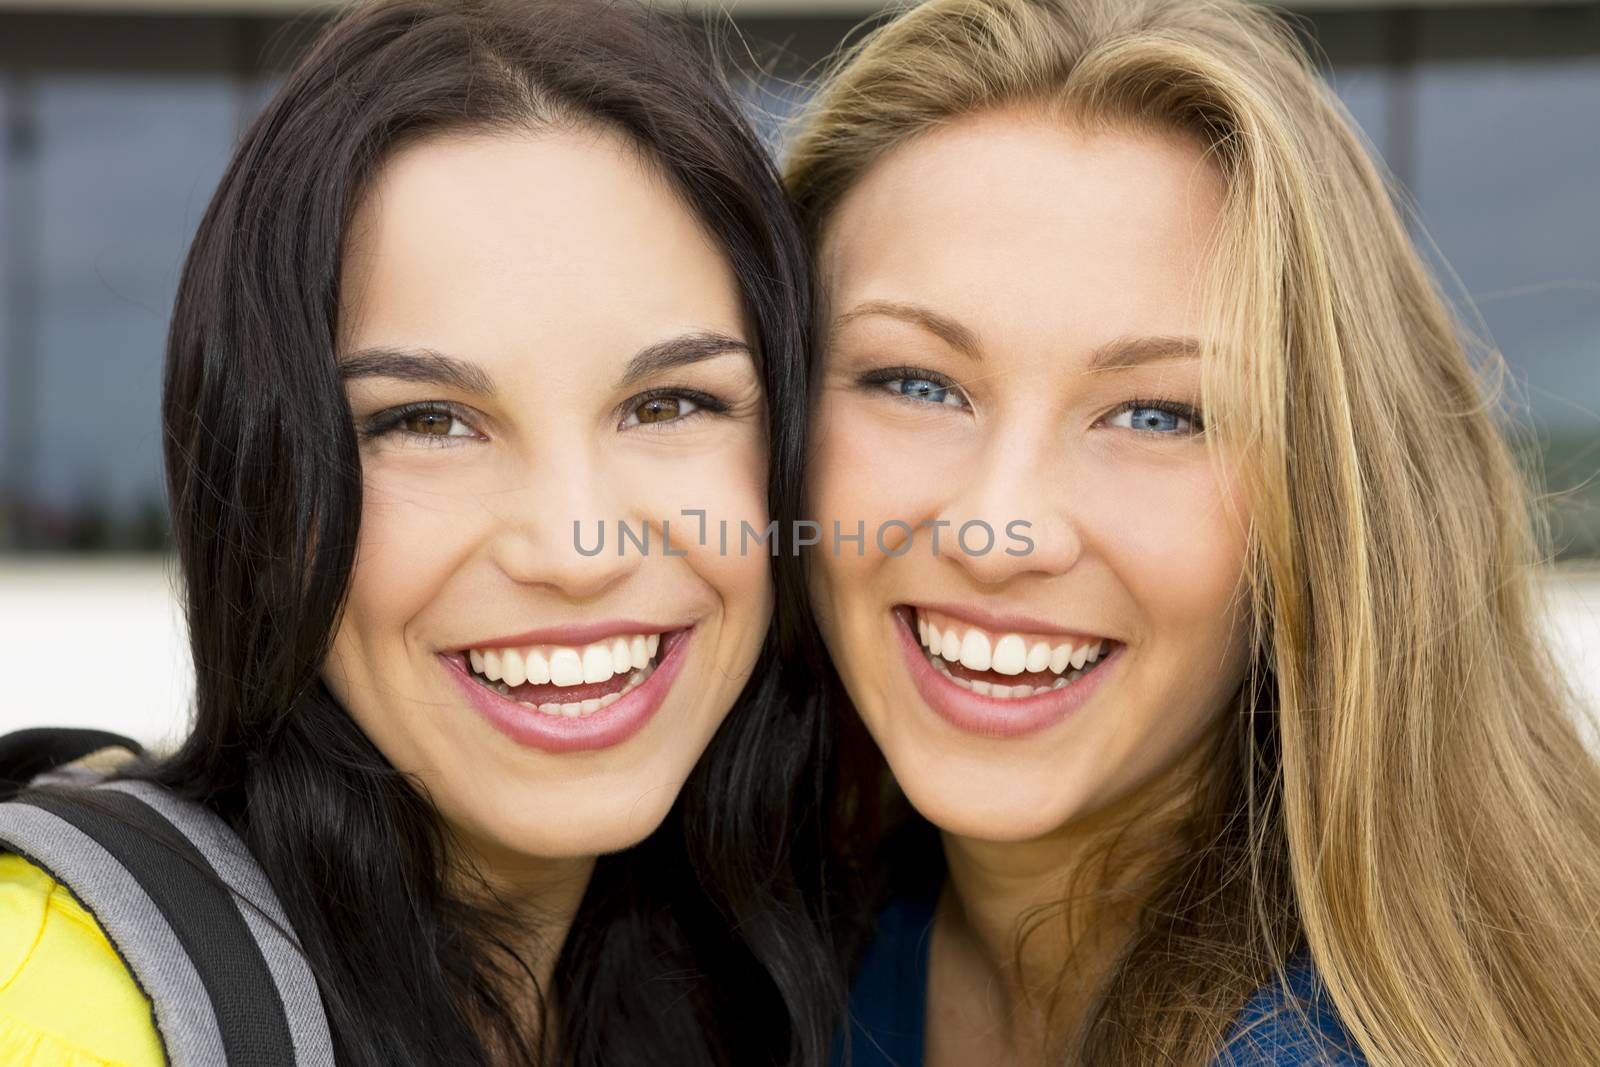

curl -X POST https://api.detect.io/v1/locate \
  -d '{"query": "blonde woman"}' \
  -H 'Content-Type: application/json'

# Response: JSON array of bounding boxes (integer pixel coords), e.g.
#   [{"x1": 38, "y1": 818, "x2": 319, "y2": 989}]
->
[{"x1": 783, "y1": 0, "x2": 1600, "y2": 1064}]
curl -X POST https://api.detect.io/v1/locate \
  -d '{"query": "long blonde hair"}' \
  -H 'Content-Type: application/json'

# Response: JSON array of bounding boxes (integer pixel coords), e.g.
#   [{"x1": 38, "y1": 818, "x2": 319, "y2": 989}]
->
[{"x1": 786, "y1": 2, "x2": 1600, "y2": 1064}]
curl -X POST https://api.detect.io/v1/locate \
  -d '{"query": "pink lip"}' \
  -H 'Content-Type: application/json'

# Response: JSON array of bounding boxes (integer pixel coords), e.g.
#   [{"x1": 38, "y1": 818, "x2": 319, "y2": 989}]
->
[
  {"x1": 441, "y1": 628, "x2": 692, "y2": 753},
  {"x1": 894, "y1": 612, "x2": 1118, "y2": 738},
  {"x1": 906, "y1": 600, "x2": 1109, "y2": 643},
  {"x1": 446, "y1": 619, "x2": 681, "y2": 652}
]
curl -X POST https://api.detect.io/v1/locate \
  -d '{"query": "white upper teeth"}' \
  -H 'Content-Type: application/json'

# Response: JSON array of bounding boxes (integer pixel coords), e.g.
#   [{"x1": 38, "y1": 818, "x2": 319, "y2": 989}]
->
[
  {"x1": 958, "y1": 630, "x2": 991, "y2": 671},
  {"x1": 468, "y1": 633, "x2": 661, "y2": 687},
  {"x1": 991, "y1": 634, "x2": 1026, "y2": 674},
  {"x1": 915, "y1": 608, "x2": 1105, "y2": 678}
]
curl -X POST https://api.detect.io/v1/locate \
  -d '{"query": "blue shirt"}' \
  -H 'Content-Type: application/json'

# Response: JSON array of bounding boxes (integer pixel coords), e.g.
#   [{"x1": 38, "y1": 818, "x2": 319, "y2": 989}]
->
[{"x1": 835, "y1": 891, "x2": 1367, "y2": 1066}]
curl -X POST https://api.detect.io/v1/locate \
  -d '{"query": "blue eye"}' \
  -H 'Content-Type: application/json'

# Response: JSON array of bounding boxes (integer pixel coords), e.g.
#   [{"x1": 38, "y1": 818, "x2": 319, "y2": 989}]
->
[
  {"x1": 860, "y1": 366, "x2": 968, "y2": 409},
  {"x1": 1107, "y1": 401, "x2": 1201, "y2": 435},
  {"x1": 894, "y1": 378, "x2": 950, "y2": 404}
]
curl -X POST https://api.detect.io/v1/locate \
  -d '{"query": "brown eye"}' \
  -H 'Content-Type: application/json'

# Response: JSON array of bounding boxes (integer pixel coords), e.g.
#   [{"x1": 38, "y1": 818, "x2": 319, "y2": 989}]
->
[
  {"x1": 634, "y1": 397, "x2": 683, "y2": 424},
  {"x1": 618, "y1": 391, "x2": 719, "y2": 429},
  {"x1": 404, "y1": 411, "x2": 458, "y2": 435},
  {"x1": 361, "y1": 403, "x2": 479, "y2": 445}
]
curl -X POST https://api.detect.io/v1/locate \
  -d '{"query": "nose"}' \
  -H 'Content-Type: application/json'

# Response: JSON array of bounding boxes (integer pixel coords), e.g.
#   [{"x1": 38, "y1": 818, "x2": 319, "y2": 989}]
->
[
  {"x1": 485, "y1": 448, "x2": 644, "y2": 600},
  {"x1": 932, "y1": 427, "x2": 1083, "y2": 586}
]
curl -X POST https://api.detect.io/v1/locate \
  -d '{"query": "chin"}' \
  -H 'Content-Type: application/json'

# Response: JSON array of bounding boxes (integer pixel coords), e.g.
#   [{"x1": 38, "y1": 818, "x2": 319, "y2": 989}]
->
[
  {"x1": 883, "y1": 740, "x2": 1090, "y2": 845},
  {"x1": 452, "y1": 782, "x2": 684, "y2": 866},
  {"x1": 902, "y1": 781, "x2": 1079, "y2": 844}
]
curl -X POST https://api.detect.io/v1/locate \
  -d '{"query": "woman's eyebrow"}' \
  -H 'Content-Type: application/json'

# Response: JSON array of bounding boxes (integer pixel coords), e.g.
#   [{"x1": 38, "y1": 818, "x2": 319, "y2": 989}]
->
[
  {"x1": 339, "y1": 347, "x2": 497, "y2": 395},
  {"x1": 831, "y1": 299, "x2": 981, "y2": 361},
  {"x1": 340, "y1": 333, "x2": 750, "y2": 394},
  {"x1": 1086, "y1": 335, "x2": 1202, "y2": 372},
  {"x1": 830, "y1": 303, "x2": 1202, "y2": 376},
  {"x1": 618, "y1": 330, "x2": 753, "y2": 387}
]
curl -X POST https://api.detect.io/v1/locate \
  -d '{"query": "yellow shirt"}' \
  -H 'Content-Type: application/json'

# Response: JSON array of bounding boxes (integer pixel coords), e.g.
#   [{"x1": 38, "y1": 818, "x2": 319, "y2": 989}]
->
[{"x1": 0, "y1": 853, "x2": 165, "y2": 1066}]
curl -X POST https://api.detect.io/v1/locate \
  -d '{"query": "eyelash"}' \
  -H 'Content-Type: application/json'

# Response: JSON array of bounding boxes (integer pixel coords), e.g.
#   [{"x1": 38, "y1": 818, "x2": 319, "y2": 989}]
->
[
  {"x1": 859, "y1": 366, "x2": 968, "y2": 408},
  {"x1": 857, "y1": 368, "x2": 1205, "y2": 434},
  {"x1": 1108, "y1": 396, "x2": 1206, "y2": 435},
  {"x1": 358, "y1": 388, "x2": 732, "y2": 447},
  {"x1": 359, "y1": 401, "x2": 483, "y2": 447},
  {"x1": 615, "y1": 388, "x2": 730, "y2": 430}
]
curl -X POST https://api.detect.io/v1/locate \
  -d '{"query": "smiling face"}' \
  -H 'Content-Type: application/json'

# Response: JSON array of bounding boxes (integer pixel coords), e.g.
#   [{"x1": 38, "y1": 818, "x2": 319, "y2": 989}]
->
[
  {"x1": 323, "y1": 127, "x2": 772, "y2": 873},
  {"x1": 808, "y1": 109, "x2": 1254, "y2": 844}
]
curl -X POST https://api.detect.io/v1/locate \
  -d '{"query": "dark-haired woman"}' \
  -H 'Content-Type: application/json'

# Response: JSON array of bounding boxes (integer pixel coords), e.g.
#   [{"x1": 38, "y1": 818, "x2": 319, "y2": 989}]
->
[{"x1": 0, "y1": 1, "x2": 832, "y2": 1064}]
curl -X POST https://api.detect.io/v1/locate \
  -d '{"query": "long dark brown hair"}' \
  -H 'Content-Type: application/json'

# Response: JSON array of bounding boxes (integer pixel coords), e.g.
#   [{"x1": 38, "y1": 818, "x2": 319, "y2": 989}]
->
[{"x1": 156, "y1": 1, "x2": 834, "y2": 1063}]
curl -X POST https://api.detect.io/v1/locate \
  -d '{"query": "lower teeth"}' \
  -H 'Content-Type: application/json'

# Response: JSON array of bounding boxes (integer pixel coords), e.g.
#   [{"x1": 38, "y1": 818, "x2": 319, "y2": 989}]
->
[
  {"x1": 474, "y1": 660, "x2": 656, "y2": 718},
  {"x1": 928, "y1": 650, "x2": 1102, "y2": 699}
]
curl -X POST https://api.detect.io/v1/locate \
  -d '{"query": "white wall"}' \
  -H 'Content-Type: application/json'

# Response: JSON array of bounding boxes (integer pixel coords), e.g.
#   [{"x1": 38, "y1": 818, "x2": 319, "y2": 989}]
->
[
  {"x1": 1538, "y1": 567, "x2": 1600, "y2": 743},
  {"x1": 2, "y1": 556, "x2": 1598, "y2": 749},
  {"x1": 1, "y1": 557, "x2": 194, "y2": 748}
]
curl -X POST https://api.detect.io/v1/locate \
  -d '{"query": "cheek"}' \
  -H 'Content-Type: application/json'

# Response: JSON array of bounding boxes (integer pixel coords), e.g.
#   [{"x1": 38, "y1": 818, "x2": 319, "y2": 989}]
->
[
  {"x1": 806, "y1": 393, "x2": 965, "y2": 605},
  {"x1": 321, "y1": 471, "x2": 489, "y2": 794},
  {"x1": 632, "y1": 425, "x2": 771, "y2": 618},
  {"x1": 808, "y1": 392, "x2": 962, "y2": 526},
  {"x1": 805, "y1": 396, "x2": 874, "y2": 631},
  {"x1": 1095, "y1": 456, "x2": 1253, "y2": 738},
  {"x1": 632, "y1": 419, "x2": 766, "y2": 516},
  {"x1": 1087, "y1": 452, "x2": 1250, "y2": 633},
  {"x1": 328, "y1": 467, "x2": 483, "y2": 677}
]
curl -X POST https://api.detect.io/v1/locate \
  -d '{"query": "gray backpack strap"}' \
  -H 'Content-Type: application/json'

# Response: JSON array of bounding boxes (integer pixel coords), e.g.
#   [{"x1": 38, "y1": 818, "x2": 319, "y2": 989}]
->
[
  {"x1": 100, "y1": 779, "x2": 337, "y2": 1067},
  {"x1": 0, "y1": 777, "x2": 335, "y2": 1067}
]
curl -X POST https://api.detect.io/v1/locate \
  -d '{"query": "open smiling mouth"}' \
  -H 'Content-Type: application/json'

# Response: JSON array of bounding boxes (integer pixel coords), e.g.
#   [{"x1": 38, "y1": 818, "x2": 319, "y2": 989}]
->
[
  {"x1": 460, "y1": 631, "x2": 682, "y2": 718},
  {"x1": 895, "y1": 605, "x2": 1120, "y2": 699}
]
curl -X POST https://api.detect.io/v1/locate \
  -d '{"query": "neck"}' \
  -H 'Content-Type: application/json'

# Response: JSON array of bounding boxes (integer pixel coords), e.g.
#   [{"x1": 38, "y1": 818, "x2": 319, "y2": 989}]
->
[
  {"x1": 448, "y1": 833, "x2": 597, "y2": 1044},
  {"x1": 933, "y1": 751, "x2": 1207, "y2": 1054}
]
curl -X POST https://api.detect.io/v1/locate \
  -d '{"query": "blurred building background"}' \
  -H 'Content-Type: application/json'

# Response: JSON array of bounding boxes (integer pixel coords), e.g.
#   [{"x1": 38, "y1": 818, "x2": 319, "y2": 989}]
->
[{"x1": 0, "y1": 0, "x2": 1597, "y2": 743}]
